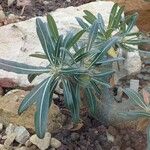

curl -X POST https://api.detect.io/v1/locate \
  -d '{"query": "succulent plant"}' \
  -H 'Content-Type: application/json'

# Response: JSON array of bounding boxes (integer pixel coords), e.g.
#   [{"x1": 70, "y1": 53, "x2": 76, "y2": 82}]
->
[{"x1": 0, "y1": 13, "x2": 120, "y2": 138}]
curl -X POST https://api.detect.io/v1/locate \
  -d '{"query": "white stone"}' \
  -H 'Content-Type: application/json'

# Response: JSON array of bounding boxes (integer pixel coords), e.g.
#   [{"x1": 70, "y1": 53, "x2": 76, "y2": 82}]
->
[
  {"x1": 0, "y1": 10, "x2": 5, "y2": 21},
  {"x1": 15, "y1": 146, "x2": 27, "y2": 150},
  {"x1": 0, "y1": 123, "x2": 3, "y2": 131},
  {"x1": 0, "y1": 1, "x2": 141, "y2": 87},
  {"x1": 30, "y1": 132, "x2": 51, "y2": 150},
  {"x1": 4, "y1": 133, "x2": 16, "y2": 147},
  {"x1": 8, "y1": 0, "x2": 16, "y2": 7},
  {"x1": 14, "y1": 126, "x2": 30, "y2": 144},
  {"x1": 130, "y1": 79, "x2": 139, "y2": 92},
  {"x1": 5, "y1": 123, "x2": 16, "y2": 135},
  {"x1": 124, "y1": 51, "x2": 142, "y2": 74},
  {"x1": 50, "y1": 138, "x2": 61, "y2": 149}
]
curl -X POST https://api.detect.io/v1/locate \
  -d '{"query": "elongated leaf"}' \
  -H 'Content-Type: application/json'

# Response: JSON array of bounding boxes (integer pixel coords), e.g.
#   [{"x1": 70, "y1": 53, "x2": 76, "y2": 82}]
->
[
  {"x1": 113, "y1": 6, "x2": 124, "y2": 28},
  {"x1": 62, "y1": 79, "x2": 79, "y2": 122},
  {"x1": 90, "y1": 81, "x2": 102, "y2": 95},
  {"x1": 108, "y1": 3, "x2": 118, "y2": 29},
  {"x1": 29, "y1": 53, "x2": 47, "y2": 59},
  {"x1": 18, "y1": 78, "x2": 49, "y2": 114},
  {"x1": 94, "y1": 70, "x2": 115, "y2": 77},
  {"x1": 36, "y1": 18, "x2": 54, "y2": 64},
  {"x1": 47, "y1": 14, "x2": 59, "y2": 41},
  {"x1": 90, "y1": 36, "x2": 119, "y2": 67},
  {"x1": 28, "y1": 74, "x2": 39, "y2": 83},
  {"x1": 85, "y1": 88, "x2": 97, "y2": 115},
  {"x1": 92, "y1": 78, "x2": 111, "y2": 88},
  {"x1": 123, "y1": 88, "x2": 147, "y2": 110},
  {"x1": 70, "y1": 83, "x2": 80, "y2": 123},
  {"x1": 66, "y1": 30, "x2": 85, "y2": 49},
  {"x1": 125, "y1": 13, "x2": 138, "y2": 33},
  {"x1": 95, "y1": 57, "x2": 125, "y2": 65},
  {"x1": 120, "y1": 111, "x2": 150, "y2": 118},
  {"x1": 97, "y1": 13, "x2": 105, "y2": 34},
  {"x1": 54, "y1": 35, "x2": 63, "y2": 65},
  {"x1": 35, "y1": 75, "x2": 58, "y2": 138},
  {"x1": 83, "y1": 10, "x2": 96, "y2": 24},
  {"x1": 0, "y1": 58, "x2": 49, "y2": 74},
  {"x1": 76, "y1": 17, "x2": 89, "y2": 30},
  {"x1": 125, "y1": 39, "x2": 150, "y2": 45},
  {"x1": 61, "y1": 67, "x2": 86, "y2": 75},
  {"x1": 86, "y1": 21, "x2": 98, "y2": 52}
]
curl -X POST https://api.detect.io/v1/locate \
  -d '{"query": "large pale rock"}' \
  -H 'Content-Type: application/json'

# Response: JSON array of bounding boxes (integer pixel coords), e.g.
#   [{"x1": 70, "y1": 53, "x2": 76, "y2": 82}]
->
[
  {"x1": 0, "y1": 1, "x2": 141, "y2": 87},
  {"x1": 0, "y1": 1, "x2": 116, "y2": 87},
  {"x1": 0, "y1": 90, "x2": 64, "y2": 133}
]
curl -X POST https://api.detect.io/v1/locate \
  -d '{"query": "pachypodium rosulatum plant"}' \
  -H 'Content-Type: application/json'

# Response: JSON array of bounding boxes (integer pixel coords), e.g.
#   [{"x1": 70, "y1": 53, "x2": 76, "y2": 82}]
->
[
  {"x1": 0, "y1": 3, "x2": 149, "y2": 139},
  {"x1": 122, "y1": 88, "x2": 150, "y2": 149},
  {"x1": 0, "y1": 13, "x2": 120, "y2": 138}
]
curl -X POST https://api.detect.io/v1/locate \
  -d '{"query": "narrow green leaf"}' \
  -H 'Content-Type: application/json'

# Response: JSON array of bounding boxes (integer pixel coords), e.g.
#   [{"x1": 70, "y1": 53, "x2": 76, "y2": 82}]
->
[
  {"x1": 18, "y1": 77, "x2": 49, "y2": 114},
  {"x1": 123, "y1": 88, "x2": 147, "y2": 110},
  {"x1": 90, "y1": 36, "x2": 119, "y2": 67},
  {"x1": 120, "y1": 111, "x2": 150, "y2": 118},
  {"x1": 95, "y1": 57, "x2": 125, "y2": 65},
  {"x1": 94, "y1": 70, "x2": 115, "y2": 77},
  {"x1": 97, "y1": 13, "x2": 105, "y2": 34},
  {"x1": 54, "y1": 35, "x2": 63, "y2": 65},
  {"x1": 92, "y1": 78, "x2": 111, "y2": 88},
  {"x1": 0, "y1": 58, "x2": 49, "y2": 74},
  {"x1": 113, "y1": 6, "x2": 124, "y2": 28},
  {"x1": 76, "y1": 17, "x2": 89, "y2": 30},
  {"x1": 85, "y1": 88, "x2": 97, "y2": 115},
  {"x1": 86, "y1": 21, "x2": 98, "y2": 52},
  {"x1": 108, "y1": 3, "x2": 118, "y2": 28},
  {"x1": 47, "y1": 14, "x2": 59, "y2": 41},
  {"x1": 29, "y1": 53, "x2": 47, "y2": 59},
  {"x1": 66, "y1": 30, "x2": 85, "y2": 49},
  {"x1": 36, "y1": 18, "x2": 55, "y2": 64},
  {"x1": 28, "y1": 74, "x2": 39, "y2": 83},
  {"x1": 126, "y1": 13, "x2": 138, "y2": 33},
  {"x1": 35, "y1": 75, "x2": 58, "y2": 138},
  {"x1": 83, "y1": 10, "x2": 96, "y2": 24}
]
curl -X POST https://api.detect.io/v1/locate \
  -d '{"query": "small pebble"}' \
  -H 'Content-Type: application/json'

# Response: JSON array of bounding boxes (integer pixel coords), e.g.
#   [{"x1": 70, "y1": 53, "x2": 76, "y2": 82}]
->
[
  {"x1": 0, "y1": 123, "x2": 3, "y2": 131},
  {"x1": 50, "y1": 138, "x2": 61, "y2": 149}
]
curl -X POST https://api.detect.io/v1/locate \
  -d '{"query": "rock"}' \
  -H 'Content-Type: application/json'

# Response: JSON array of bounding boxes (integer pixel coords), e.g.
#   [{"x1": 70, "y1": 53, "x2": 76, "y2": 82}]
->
[
  {"x1": 25, "y1": 140, "x2": 32, "y2": 147},
  {"x1": 111, "y1": 146, "x2": 120, "y2": 150},
  {"x1": 0, "y1": 123, "x2": 3, "y2": 131},
  {"x1": 30, "y1": 132, "x2": 51, "y2": 150},
  {"x1": 7, "y1": 14, "x2": 17, "y2": 23},
  {"x1": 43, "y1": 1, "x2": 49, "y2": 5},
  {"x1": 130, "y1": 79, "x2": 139, "y2": 92},
  {"x1": 4, "y1": 133, "x2": 16, "y2": 147},
  {"x1": 15, "y1": 146, "x2": 28, "y2": 150},
  {"x1": 0, "y1": 10, "x2": 5, "y2": 22},
  {"x1": 8, "y1": 0, "x2": 16, "y2": 7},
  {"x1": 0, "y1": 1, "x2": 139, "y2": 87},
  {"x1": 5, "y1": 123, "x2": 16, "y2": 135},
  {"x1": 0, "y1": 90, "x2": 64, "y2": 133},
  {"x1": 106, "y1": 132, "x2": 114, "y2": 142},
  {"x1": 125, "y1": 51, "x2": 142, "y2": 75},
  {"x1": 14, "y1": 126, "x2": 30, "y2": 144},
  {"x1": 50, "y1": 138, "x2": 61, "y2": 149}
]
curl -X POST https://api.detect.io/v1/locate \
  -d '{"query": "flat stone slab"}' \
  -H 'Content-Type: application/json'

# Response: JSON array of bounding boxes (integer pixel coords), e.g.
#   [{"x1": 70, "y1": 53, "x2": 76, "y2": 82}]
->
[{"x1": 0, "y1": 1, "x2": 141, "y2": 87}]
